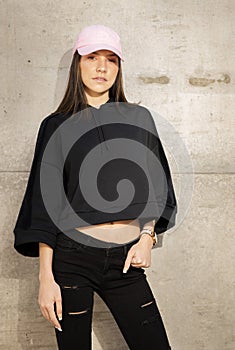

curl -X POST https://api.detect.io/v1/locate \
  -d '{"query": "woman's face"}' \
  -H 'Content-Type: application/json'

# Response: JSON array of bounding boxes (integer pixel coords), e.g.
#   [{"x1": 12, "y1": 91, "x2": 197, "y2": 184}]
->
[{"x1": 79, "y1": 50, "x2": 119, "y2": 97}]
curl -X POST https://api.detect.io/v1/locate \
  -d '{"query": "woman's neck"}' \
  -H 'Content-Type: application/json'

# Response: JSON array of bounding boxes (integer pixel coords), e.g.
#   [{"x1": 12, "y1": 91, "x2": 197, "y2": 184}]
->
[{"x1": 85, "y1": 92, "x2": 110, "y2": 108}]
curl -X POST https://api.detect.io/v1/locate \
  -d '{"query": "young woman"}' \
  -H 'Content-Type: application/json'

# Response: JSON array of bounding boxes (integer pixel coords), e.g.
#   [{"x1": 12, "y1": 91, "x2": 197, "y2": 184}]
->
[{"x1": 13, "y1": 24, "x2": 177, "y2": 349}]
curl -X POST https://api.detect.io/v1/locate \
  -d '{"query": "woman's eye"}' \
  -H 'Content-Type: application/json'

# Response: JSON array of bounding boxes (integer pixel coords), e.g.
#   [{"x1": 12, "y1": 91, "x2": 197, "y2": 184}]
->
[
  {"x1": 109, "y1": 58, "x2": 119, "y2": 64},
  {"x1": 87, "y1": 56, "x2": 118, "y2": 63}
]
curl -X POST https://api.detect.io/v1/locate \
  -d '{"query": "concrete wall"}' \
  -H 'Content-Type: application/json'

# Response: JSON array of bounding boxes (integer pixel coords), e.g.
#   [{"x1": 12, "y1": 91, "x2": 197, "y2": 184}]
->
[{"x1": 1, "y1": 0, "x2": 234, "y2": 349}]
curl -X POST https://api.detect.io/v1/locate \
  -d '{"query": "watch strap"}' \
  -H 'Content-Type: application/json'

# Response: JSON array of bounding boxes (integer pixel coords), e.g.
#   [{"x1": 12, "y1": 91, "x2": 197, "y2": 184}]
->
[{"x1": 140, "y1": 229, "x2": 157, "y2": 245}]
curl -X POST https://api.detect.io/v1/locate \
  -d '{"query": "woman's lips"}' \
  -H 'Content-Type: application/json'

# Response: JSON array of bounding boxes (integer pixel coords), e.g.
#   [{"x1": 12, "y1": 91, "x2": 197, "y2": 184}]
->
[{"x1": 92, "y1": 77, "x2": 107, "y2": 82}]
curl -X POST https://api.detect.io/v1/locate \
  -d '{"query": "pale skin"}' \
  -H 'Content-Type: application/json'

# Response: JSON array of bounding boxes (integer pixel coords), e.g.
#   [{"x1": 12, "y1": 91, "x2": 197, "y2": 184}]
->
[{"x1": 38, "y1": 49, "x2": 157, "y2": 331}]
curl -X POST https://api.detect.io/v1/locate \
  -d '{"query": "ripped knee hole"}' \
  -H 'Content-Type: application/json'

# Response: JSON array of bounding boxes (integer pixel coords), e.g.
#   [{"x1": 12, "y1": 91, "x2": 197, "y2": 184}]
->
[
  {"x1": 62, "y1": 285, "x2": 79, "y2": 289},
  {"x1": 141, "y1": 300, "x2": 154, "y2": 308},
  {"x1": 61, "y1": 285, "x2": 90, "y2": 315},
  {"x1": 68, "y1": 309, "x2": 89, "y2": 315}
]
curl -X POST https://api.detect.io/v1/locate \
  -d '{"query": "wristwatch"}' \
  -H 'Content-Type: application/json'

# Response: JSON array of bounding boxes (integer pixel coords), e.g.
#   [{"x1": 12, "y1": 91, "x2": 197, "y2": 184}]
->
[{"x1": 140, "y1": 221, "x2": 157, "y2": 246}]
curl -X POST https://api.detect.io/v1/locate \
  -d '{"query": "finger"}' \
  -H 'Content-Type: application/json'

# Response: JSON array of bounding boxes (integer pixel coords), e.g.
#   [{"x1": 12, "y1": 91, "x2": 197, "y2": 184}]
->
[
  {"x1": 131, "y1": 262, "x2": 143, "y2": 267},
  {"x1": 40, "y1": 306, "x2": 55, "y2": 327},
  {"x1": 123, "y1": 252, "x2": 134, "y2": 273},
  {"x1": 55, "y1": 298, "x2": 63, "y2": 321},
  {"x1": 131, "y1": 258, "x2": 143, "y2": 267},
  {"x1": 47, "y1": 305, "x2": 62, "y2": 330},
  {"x1": 131, "y1": 256, "x2": 142, "y2": 264},
  {"x1": 131, "y1": 258, "x2": 150, "y2": 268},
  {"x1": 39, "y1": 306, "x2": 51, "y2": 323}
]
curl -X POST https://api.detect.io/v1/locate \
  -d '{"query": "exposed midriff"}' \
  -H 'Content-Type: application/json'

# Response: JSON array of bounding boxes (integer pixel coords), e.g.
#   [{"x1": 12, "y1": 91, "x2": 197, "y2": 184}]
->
[{"x1": 75, "y1": 219, "x2": 141, "y2": 244}]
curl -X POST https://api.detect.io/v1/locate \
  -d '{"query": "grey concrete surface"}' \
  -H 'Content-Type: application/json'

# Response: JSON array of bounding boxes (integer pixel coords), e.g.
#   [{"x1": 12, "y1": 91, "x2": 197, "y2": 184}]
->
[{"x1": 1, "y1": 0, "x2": 235, "y2": 349}]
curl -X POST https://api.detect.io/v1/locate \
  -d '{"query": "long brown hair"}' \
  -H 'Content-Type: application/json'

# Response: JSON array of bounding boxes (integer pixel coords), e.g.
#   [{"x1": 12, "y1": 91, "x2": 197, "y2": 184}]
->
[{"x1": 51, "y1": 51, "x2": 130, "y2": 117}]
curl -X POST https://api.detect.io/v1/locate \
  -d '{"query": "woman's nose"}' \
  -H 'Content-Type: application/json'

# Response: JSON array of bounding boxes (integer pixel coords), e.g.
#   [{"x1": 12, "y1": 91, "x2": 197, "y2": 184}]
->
[
  {"x1": 97, "y1": 66, "x2": 106, "y2": 72},
  {"x1": 96, "y1": 59, "x2": 107, "y2": 72}
]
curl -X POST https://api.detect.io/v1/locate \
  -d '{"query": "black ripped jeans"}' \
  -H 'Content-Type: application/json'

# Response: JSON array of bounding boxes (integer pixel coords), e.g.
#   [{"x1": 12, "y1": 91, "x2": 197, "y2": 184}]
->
[{"x1": 52, "y1": 231, "x2": 172, "y2": 350}]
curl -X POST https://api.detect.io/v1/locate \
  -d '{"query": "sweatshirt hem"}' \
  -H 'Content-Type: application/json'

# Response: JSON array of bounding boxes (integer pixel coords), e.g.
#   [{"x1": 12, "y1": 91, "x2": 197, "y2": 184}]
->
[{"x1": 14, "y1": 228, "x2": 58, "y2": 257}]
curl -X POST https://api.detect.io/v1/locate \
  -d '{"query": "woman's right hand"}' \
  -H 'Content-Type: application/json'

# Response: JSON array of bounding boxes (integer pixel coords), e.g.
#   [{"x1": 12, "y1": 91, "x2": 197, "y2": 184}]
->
[{"x1": 38, "y1": 277, "x2": 63, "y2": 331}]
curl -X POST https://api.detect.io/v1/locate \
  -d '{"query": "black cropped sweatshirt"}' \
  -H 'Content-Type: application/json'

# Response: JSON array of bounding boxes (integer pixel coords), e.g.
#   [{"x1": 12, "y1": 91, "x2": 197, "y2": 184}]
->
[{"x1": 13, "y1": 97, "x2": 178, "y2": 257}]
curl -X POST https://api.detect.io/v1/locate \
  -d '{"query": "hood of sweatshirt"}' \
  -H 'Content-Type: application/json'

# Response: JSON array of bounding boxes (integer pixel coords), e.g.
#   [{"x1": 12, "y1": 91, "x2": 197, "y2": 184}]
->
[{"x1": 88, "y1": 96, "x2": 116, "y2": 152}]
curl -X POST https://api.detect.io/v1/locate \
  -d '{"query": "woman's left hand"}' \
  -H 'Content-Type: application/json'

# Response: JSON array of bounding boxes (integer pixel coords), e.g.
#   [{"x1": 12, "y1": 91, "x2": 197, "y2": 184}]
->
[{"x1": 123, "y1": 235, "x2": 153, "y2": 273}]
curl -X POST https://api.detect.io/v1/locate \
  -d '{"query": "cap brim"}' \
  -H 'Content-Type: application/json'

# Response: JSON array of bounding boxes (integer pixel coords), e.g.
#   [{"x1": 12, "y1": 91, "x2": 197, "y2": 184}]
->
[{"x1": 76, "y1": 43, "x2": 124, "y2": 62}]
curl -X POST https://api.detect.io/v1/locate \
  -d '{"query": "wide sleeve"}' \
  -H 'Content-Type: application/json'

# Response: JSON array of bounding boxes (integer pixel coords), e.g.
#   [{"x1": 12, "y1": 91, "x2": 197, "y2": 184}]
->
[
  {"x1": 13, "y1": 115, "x2": 64, "y2": 257},
  {"x1": 144, "y1": 110, "x2": 178, "y2": 240}
]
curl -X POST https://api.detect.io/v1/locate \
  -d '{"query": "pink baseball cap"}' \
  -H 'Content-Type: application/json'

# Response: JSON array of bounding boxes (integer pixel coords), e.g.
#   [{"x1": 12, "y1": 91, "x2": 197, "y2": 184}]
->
[{"x1": 72, "y1": 24, "x2": 124, "y2": 62}]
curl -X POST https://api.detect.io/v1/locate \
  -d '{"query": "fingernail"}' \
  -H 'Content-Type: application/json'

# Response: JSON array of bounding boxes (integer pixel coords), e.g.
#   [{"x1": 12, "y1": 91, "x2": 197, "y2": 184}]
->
[
  {"x1": 123, "y1": 269, "x2": 127, "y2": 273},
  {"x1": 58, "y1": 316, "x2": 62, "y2": 321},
  {"x1": 55, "y1": 327, "x2": 62, "y2": 332}
]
